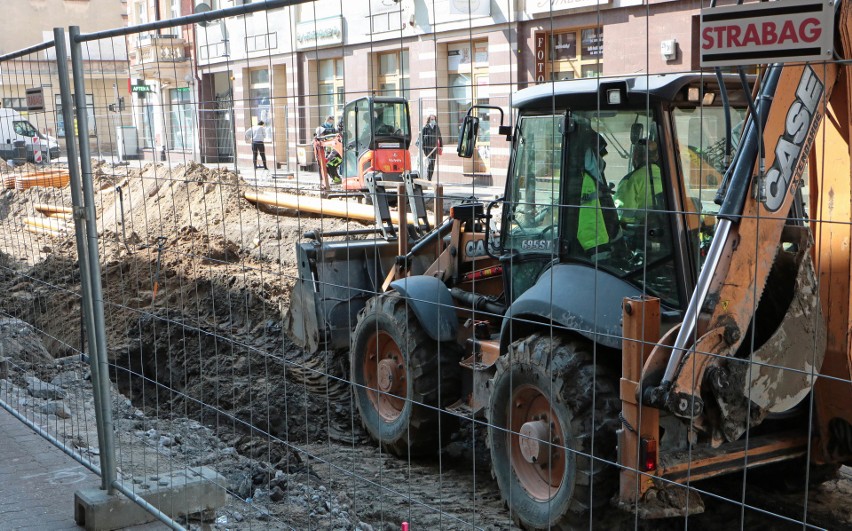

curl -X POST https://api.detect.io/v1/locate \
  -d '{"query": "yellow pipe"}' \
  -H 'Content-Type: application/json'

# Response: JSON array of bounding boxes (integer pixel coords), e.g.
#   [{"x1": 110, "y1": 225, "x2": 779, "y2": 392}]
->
[
  {"x1": 244, "y1": 191, "x2": 434, "y2": 225},
  {"x1": 25, "y1": 226, "x2": 62, "y2": 237},
  {"x1": 33, "y1": 204, "x2": 73, "y2": 214},
  {"x1": 23, "y1": 217, "x2": 68, "y2": 231}
]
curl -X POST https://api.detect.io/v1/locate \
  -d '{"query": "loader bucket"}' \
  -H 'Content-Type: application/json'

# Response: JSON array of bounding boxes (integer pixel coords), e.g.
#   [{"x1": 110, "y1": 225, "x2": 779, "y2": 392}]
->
[
  {"x1": 284, "y1": 238, "x2": 396, "y2": 354},
  {"x1": 714, "y1": 242, "x2": 826, "y2": 441}
]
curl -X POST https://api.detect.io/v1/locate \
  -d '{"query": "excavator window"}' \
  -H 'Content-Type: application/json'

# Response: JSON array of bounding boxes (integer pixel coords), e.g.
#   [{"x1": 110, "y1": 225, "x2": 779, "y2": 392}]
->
[
  {"x1": 501, "y1": 110, "x2": 679, "y2": 305},
  {"x1": 343, "y1": 102, "x2": 358, "y2": 177},
  {"x1": 501, "y1": 114, "x2": 563, "y2": 301},
  {"x1": 562, "y1": 110, "x2": 679, "y2": 305},
  {"x1": 371, "y1": 101, "x2": 410, "y2": 140},
  {"x1": 672, "y1": 106, "x2": 746, "y2": 269},
  {"x1": 503, "y1": 114, "x2": 562, "y2": 252}
]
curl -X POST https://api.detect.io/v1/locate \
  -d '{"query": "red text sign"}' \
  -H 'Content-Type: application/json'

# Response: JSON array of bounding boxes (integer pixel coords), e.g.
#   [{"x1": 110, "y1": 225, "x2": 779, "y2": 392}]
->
[{"x1": 700, "y1": 0, "x2": 833, "y2": 67}]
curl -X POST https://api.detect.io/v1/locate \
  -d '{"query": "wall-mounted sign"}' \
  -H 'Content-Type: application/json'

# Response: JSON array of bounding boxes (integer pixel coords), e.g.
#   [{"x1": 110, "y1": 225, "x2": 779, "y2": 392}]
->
[
  {"x1": 449, "y1": 0, "x2": 491, "y2": 17},
  {"x1": 700, "y1": 0, "x2": 832, "y2": 67},
  {"x1": 296, "y1": 17, "x2": 343, "y2": 50},
  {"x1": 526, "y1": 0, "x2": 610, "y2": 16},
  {"x1": 534, "y1": 31, "x2": 547, "y2": 84},
  {"x1": 26, "y1": 88, "x2": 44, "y2": 111}
]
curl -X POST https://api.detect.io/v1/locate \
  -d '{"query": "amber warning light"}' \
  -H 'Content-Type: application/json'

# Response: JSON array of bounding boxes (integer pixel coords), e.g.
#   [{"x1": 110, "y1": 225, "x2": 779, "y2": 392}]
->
[{"x1": 699, "y1": 0, "x2": 833, "y2": 68}]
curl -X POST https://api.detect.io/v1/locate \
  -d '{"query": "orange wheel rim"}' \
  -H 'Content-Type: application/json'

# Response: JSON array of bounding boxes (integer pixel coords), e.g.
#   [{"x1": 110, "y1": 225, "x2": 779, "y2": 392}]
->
[
  {"x1": 363, "y1": 330, "x2": 407, "y2": 422},
  {"x1": 508, "y1": 385, "x2": 567, "y2": 501}
]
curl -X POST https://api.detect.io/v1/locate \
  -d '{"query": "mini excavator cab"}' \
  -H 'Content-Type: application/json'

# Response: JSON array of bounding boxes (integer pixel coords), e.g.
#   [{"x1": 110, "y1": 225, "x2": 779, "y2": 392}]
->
[{"x1": 340, "y1": 96, "x2": 413, "y2": 192}]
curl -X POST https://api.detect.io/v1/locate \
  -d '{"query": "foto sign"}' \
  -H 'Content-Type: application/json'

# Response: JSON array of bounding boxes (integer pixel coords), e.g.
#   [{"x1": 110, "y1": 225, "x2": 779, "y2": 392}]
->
[
  {"x1": 700, "y1": 0, "x2": 833, "y2": 67},
  {"x1": 534, "y1": 31, "x2": 547, "y2": 84}
]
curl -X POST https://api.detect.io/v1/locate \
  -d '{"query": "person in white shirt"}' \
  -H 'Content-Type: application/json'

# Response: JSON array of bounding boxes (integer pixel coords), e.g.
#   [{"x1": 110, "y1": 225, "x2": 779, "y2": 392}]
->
[{"x1": 244, "y1": 121, "x2": 268, "y2": 169}]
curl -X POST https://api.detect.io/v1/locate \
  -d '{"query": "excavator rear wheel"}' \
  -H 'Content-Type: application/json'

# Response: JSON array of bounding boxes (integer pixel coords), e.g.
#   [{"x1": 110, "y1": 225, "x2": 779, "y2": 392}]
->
[
  {"x1": 487, "y1": 333, "x2": 619, "y2": 530},
  {"x1": 351, "y1": 292, "x2": 461, "y2": 457}
]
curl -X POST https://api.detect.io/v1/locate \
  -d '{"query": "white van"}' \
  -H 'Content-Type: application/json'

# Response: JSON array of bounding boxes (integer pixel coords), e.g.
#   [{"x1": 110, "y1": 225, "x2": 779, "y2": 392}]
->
[{"x1": 0, "y1": 108, "x2": 60, "y2": 162}]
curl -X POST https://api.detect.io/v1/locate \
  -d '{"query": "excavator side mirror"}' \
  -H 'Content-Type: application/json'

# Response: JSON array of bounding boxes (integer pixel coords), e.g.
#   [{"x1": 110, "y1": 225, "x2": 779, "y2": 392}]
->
[{"x1": 458, "y1": 115, "x2": 479, "y2": 158}]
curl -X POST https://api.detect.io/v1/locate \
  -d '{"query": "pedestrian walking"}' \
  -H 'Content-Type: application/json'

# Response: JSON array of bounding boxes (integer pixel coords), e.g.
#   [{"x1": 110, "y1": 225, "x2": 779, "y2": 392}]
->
[
  {"x1": 245, "y1": 121, "x2": 268, "y2": 169},
  {"x1": 420, "y1": 114, "x2": 443, "y2": 181}
]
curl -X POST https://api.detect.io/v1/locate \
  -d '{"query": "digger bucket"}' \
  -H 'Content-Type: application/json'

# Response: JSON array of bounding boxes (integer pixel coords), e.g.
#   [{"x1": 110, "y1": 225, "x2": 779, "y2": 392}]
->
[{"x1": 284, "y1": 237, "x2": 397, "y2": 354}]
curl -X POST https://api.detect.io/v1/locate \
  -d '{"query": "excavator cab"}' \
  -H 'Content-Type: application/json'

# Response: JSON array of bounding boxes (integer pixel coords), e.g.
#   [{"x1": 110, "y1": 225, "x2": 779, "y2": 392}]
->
[{"x1": 340, "y1": 96, "x2": 413, "y2": 192}]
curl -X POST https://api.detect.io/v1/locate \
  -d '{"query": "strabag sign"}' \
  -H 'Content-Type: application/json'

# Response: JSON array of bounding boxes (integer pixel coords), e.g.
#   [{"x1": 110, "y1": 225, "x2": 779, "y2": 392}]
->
[{"x1": 700, "y1": 0, "x2": 834, "y2": 67}]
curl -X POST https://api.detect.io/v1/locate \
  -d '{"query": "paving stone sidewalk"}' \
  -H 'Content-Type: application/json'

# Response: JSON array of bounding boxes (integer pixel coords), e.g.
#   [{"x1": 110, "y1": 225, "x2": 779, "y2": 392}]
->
[{"x1": 0, "y1": 407, "x2": 98, "y2": 530}]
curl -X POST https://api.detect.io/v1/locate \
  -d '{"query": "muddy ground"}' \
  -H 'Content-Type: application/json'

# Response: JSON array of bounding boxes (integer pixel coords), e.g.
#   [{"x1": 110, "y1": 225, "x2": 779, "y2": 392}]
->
[{"x1": 0, "y1": 161, "x2": 850, "y2": 530}]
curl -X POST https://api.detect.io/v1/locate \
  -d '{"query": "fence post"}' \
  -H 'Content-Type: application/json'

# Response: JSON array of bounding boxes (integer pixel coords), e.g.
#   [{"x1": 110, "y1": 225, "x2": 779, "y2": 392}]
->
[
  {"x1": 53, "y1": 26, "x2": 115, "y2": 493},
  {"x1": 67, "y1": 25, "x2": 118, "y2": 494}
]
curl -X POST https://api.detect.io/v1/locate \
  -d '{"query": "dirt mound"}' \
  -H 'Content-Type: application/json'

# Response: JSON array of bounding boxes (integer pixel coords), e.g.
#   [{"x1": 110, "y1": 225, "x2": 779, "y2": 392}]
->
[{"x1": 0, "y1": 159, "x2": 366, "y2": 429}]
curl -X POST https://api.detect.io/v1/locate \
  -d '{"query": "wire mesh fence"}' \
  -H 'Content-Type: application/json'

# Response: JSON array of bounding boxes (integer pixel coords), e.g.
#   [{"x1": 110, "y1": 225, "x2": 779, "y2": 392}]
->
[
  {"x1": 1, "y1": 0, "x2": 851, "y2": 529},
  {"x1": 0, "y1": 35, "x2": 104, "y2": 480}
]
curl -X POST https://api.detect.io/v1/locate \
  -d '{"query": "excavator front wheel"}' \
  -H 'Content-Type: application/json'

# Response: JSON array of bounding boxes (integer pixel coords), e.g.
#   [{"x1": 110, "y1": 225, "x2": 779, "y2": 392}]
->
[
  {"x1": 351, "y1": 292, "x2": 461, "y2": 457},
  {"x1": 487, "y1": 333, "x2": 619, "y2": 530}
]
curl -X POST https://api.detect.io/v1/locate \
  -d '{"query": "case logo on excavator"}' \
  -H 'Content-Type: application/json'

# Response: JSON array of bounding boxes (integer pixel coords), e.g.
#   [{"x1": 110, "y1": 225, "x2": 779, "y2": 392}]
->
[{"x1": 764, "y1": 65, "x2": 823, "y2": 213}]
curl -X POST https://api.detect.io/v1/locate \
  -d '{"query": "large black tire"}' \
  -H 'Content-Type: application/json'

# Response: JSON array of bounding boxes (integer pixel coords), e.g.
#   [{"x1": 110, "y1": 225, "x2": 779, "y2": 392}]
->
[
  {"x1": 351, "y1": 292, "x2": 462, "y2": 456},
  {"x1": 487, "y1": 333, "x2": 620, "y2": 530}
]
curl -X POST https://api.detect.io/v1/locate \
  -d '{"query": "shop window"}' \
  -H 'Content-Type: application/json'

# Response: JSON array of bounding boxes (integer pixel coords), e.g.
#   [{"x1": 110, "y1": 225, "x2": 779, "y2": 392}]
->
[
  {"x1": 141, "y1": 103, "x2": 155, "y2": 148},
  {"x1": 168, "y1": 88, "x2": 194, "y2": 150},
  {"x1": 318, "y1": 58, "x2": 344, "y2": 120},
  {"x1": 448, "y1": 41, "x2": 489, "y2": 143},
  {"x1": 549, "y1": 27, "x2": 603, "y2": 81},
  {"x1": 249, "y1": 68, "x2": 271, "y2": 125},
  {"x1": 376, "y1": 50, "x2": 409, "y2": 98}
]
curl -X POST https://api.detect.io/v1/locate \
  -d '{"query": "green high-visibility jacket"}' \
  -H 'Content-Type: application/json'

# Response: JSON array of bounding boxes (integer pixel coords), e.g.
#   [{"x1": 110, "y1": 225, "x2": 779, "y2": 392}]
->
[
  {"x1": 578, "y1": 172, "x2": 610, "y2": 252},
  {"x1": 616, "y1": 164, "x2": 663, "y2": 224}
]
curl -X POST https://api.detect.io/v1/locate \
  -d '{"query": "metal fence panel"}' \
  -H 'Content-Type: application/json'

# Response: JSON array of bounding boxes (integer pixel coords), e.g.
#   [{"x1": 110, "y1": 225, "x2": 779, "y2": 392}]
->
[{"x1": 2, "y1": 1, "x2": 852, "y2": 529}]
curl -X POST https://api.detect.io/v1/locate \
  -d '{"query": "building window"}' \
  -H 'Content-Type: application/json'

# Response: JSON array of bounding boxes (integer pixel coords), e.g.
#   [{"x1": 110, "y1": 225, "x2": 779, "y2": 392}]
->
[
  {"x1": 448, "y1": 41, "x2": 489, "y2": 143},
  {"x1": 200, "y1": 42, "x2": 229, "y2": 60},
  {"x1": 318, "y1": 58, "x2": 344, "y2": 121},
  {"x1": 249, "y1": 68, "x2": 271, "y2": 125},
  {"x1": 2, "y1": 98, "x2": 27, "y2": 112},
  {"x1": 134, "y1": 1, "x2": 146, "y2": 25},
  {"x1": 170, "y1": 0, "x2": 182, "y2": 37},
  {"x1": 549, "y1": 27, "x2": 603, "y2": 81},
  {"x1": 169, "y1": 88, "x2": 194, "y2": 150},
  {"x1": 246, "y1": 32, "x2": 277, "y2": 52},
  {"x1": 376, "y1": 50, "x2": 409, "y2": 98},
  {"x1": 298, "y1": 0, "x2": 341, "y2": 21}
]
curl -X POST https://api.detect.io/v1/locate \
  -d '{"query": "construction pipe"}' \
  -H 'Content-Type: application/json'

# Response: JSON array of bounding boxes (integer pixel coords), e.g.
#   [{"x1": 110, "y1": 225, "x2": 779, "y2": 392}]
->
[
  {"x1": 25, "y1": 226, "x2": 62, "y2": 237},
  {"x1": 244, "y1": 191, "x2": 434, "y2": 225},
  {"x1": 33, "y1": 203, "x2": 73, "y2": 214},
  {"x1": 14, "y1": 172, "x2": 71, "y2": 189},
  {"x1": 23, "y1": 217, "x2": 69, "y2": 232}
]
